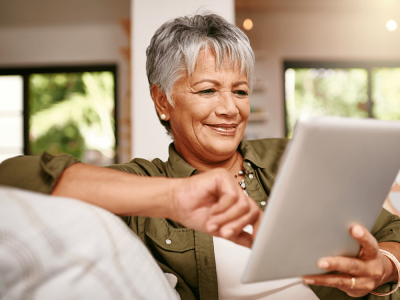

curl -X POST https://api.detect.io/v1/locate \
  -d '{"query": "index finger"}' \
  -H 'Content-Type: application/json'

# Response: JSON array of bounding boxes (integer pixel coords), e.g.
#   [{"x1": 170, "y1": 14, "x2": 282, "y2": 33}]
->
[
  {"x1": 215, "y1": 200, "x2": 260, "y2": 238},
  {"x1": 206, "y1": 192, "x2": 252, "y2": 233},
  {"x1": 351, "y1": 225, "x2": 379, "y2": 260},
  {"x1": 208, "y1": 172, "x2": 244, "y2": 215}
]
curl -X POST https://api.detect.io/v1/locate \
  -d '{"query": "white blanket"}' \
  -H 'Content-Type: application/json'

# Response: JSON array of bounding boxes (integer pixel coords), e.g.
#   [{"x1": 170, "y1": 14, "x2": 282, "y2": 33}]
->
[{"x1": 0, "y1": 186, "x2": 180, "y2": 300}]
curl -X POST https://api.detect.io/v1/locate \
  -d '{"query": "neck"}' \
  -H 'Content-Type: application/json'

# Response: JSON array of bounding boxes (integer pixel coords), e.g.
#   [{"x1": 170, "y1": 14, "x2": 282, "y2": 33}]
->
[{"x1": 177, "y1": 147, "x2": 243, "y2": 176}]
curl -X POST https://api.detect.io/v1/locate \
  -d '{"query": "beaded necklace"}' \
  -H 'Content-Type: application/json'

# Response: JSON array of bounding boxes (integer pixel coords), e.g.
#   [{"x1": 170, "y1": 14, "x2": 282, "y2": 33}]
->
[{"x1": 235, "y1": 169, "x2": 248, "y2": 195}]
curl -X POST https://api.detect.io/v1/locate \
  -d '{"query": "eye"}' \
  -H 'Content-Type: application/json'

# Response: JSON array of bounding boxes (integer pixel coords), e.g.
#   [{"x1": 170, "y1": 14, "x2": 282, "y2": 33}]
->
[
  {"x1": 234, "y1": 90, "x2": 249, "y2": 96},
  {"x1": 197, "y1": 88, "x2": 216, "y2": 95}
]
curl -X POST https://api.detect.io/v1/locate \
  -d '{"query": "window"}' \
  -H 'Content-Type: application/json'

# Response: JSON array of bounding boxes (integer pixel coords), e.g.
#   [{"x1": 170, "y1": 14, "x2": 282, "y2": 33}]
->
[
  {"x1": 0, "y1": 65, "x2": 117, "y2": 165},
  {"x1": 284, "y1": 61, "x2": 400, "y2": 137},
  {"x1": 0, "y1": 75, "x2": 24, "y2": 162}
]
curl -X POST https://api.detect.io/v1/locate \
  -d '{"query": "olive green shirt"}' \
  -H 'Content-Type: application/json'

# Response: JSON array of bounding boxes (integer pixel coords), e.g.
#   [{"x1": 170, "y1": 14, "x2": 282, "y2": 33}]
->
[{"x1": 1, "y1": 138, "x2": 400, "y2": 300}]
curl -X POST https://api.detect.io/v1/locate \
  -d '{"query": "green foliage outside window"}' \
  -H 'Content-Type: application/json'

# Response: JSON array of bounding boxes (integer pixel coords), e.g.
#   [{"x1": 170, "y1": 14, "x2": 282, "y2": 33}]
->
[
  {"x1": 285, "y1": 68, "x2": 369, "y2": 137},
  {"x1": 29, "y1": 72, "x2": 115, "y2": 165},
  {"x1": 372, "y1": 68, "x2": 400, "y2": 121}
]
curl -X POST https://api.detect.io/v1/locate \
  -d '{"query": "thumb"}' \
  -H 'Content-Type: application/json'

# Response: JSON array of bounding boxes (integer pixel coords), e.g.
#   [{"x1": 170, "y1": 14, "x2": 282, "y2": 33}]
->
[
  {"x1": 229, "y1": 231, "x2": 254, "y2": 248},
  {"x1": 252, "y1": 210, "x2": 263, "y2": 238}
]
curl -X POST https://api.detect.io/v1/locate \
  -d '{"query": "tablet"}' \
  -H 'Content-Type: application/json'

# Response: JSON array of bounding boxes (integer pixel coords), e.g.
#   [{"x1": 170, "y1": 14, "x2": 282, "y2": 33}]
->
[{"x1": 242, "y1": 116, "x2": 400, "y2": 283}]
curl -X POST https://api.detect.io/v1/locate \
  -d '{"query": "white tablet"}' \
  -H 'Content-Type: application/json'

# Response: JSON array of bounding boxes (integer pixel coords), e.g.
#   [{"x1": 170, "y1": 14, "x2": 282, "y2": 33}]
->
[{"x1": 242, "y1": 116, "x2": 400, "y2": 283}]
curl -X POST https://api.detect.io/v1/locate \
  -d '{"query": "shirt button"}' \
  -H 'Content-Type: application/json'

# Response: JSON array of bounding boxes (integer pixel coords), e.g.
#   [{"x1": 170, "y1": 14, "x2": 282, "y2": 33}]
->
[
  {"x1": 166, "y1": 239, "x2": 172, "y2": 244},
  {"x1": 260, "y1": 201, "x2": 266, "y2": 206},
  {"x1": 247, "y1": 162, "x2": 251, "y2": 167},
  {"x1": 249, "y1": 174, "x2": 254, "y2": 179}
]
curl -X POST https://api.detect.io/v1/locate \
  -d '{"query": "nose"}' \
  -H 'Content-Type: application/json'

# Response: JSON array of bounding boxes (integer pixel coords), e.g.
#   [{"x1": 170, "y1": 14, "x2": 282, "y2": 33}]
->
[{"x1": 215, "y1": 92, "x2": 239, "y2": 117}]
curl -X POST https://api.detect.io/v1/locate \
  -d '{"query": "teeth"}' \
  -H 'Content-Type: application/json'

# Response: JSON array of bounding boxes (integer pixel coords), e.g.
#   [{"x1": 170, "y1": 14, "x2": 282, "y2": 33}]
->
[
  {"x1": 210, "y1": 126, "x2": 235, "y2": 132},
  {"x1": 207, "y1": 124, "x2": 236, "y2": 134},
  {"x1": 209, "y1": 125, "x2": 235, "y2": 129}
]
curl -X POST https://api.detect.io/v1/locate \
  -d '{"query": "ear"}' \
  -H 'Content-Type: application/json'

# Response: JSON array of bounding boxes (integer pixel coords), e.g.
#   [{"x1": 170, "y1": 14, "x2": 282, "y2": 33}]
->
[{"x1": 151, "y1": 84, "x2": 171, "y2": 121}]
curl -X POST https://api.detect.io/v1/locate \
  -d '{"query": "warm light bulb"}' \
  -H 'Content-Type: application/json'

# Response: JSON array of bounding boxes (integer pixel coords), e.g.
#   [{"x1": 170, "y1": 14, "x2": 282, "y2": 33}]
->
[
  {"x1": 386, "y1": 19, "x2": 398, "y2": 31},
  {"x1": 243, "y1": 19, "x2": 253, "y2": 30}
]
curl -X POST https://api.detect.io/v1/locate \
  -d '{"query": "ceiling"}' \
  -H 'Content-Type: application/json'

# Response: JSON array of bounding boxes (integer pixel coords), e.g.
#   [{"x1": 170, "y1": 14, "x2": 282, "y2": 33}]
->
[{"x1": 1, "y1": 0, "x2": 399, "y2": 28}]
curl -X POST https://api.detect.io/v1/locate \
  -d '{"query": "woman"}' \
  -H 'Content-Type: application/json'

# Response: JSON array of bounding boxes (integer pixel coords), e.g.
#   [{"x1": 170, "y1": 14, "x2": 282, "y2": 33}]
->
[{"x1": 1, "y1": 14, "x2": 400, "y2": 300}]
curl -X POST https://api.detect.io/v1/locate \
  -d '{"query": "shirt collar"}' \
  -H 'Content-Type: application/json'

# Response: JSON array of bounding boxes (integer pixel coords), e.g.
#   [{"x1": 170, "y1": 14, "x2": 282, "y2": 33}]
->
[
  {"x1": 238, "y1": 140, "x2": 268, "y2": 169},
  {"x1": 166, "y1": 143, "x2": 198, "y2": 178}
]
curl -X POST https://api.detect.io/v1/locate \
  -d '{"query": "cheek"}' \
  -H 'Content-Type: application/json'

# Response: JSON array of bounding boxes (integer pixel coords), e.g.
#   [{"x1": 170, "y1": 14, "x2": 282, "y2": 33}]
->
[
  {"x1": 169, "y1": 104, "x2": 207, "y2": 136},
  {"x1": 239, "y1": 100, "x2": 250, "y2": 118},
  {"x1": 185, "y1": 101, "x2": 216, "y2": 124}
]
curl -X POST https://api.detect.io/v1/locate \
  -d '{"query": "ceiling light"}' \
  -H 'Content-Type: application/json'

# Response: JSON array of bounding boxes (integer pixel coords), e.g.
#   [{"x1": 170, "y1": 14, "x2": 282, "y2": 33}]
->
[
  {"x1": 386, "y1": 19, "x2": 398, "y2": 32},
  {"x1": 243, "y1": 19, "x2": 253, "y2": 31}
]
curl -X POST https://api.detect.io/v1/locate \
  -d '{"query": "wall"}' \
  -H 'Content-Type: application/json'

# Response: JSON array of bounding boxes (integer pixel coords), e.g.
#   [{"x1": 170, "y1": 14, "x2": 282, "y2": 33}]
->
[
  {"x1": 131, "y1": 0, "x2": 235, "y2": 161},
  {"x1": 0, "y1": 0, "x2": 130, "y2": 162},
  {"x1": 0, "y1": 24, "x2": 129, "y2": 161},
  {"x1": 0, "y1": 24, "x2": 126, "y2": 66},
  {"x1": 236, "y1": 1, "x2": 400, "y2": 137}
]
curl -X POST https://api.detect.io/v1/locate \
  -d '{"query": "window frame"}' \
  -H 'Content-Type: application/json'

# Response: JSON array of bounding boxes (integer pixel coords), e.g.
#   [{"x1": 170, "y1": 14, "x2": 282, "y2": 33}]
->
[
  {"x1": 283, "y1": 60, "x2": 400, "y2": 136},
  {"x1": 0, "y1": 65, "x2": 118, "y2": 161}
]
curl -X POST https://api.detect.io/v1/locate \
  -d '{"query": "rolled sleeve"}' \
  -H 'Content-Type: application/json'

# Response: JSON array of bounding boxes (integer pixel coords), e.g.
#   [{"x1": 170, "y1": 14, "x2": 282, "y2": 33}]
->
[
  {"x1": 0, "y1": 151, "x2": 79, "y2": 194},
  {"x1": 371, "y1": 208, "x2": 400, "y2": 244}
]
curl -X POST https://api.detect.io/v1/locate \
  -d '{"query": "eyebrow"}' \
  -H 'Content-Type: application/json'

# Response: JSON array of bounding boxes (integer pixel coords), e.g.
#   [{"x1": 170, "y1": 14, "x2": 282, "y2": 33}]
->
[
  {"x1": 233, "y1": 81, "x2": 249, "y2": 88},
  {"x1": 192, "y1": 79, "x2": 249, "y2": 87}
]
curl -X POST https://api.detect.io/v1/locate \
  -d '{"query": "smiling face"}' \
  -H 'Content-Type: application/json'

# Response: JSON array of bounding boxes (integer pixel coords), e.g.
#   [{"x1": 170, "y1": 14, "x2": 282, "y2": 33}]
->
[{"x1": 166, "y1": 48, "x2": 250, "y2": 165}]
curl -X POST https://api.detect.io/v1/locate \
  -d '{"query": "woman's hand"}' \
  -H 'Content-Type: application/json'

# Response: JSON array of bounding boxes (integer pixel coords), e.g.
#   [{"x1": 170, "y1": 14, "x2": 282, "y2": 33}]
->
[
  {"x1": 303, "y1": 225, "x2": 397, "y2": 297},
  {"x1": 170, "y1": 168, "x2": 262, "y2": 248}
]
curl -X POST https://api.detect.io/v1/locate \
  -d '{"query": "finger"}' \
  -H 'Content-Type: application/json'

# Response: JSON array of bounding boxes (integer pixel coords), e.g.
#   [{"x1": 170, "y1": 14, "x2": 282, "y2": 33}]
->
[
  {"x1": 206, "y1": 194, "x2": 252, "y2": 233},
  {"x1": 228, "y1": 231, "x2": 253, "y2": 248},
  {"x1": 207, "y1": 196, "x2": 250, "y2": 236},
  {"x1": 210, "y1": 189, "x2": 244, "y2": 215},
  {"x1": 208, "y1": 174, "x2": 243, "y2": 215},
  {"x1": 303, "y1": 274, "x2": 375, "y2": 296},
  {"x1": 350, "y1": 225, "x2": 379, "y2": 260},
  {"x1": 315, "y1": 256, "x2": 369, "y2": 276},
  {"x1": 252, "y1": 210, "x2": 263, "y2": 237},
  {"x1": 215, "y1": 203, "x2": 260, "y2": 239},
  {"x1": 303, "y1": 274, "x2": 354, "y2": 288}
]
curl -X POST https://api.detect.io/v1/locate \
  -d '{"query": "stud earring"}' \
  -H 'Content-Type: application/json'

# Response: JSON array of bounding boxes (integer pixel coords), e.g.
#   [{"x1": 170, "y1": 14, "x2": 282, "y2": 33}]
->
[{"x1": 160, "y1": 114, "x2": 166, "y2": 120}]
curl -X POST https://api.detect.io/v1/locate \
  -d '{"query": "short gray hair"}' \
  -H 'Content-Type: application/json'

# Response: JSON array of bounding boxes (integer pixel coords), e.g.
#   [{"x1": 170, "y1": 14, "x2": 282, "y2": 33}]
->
[{"x1": 146, "y1": 13, "x2": 255, "y2": 136}]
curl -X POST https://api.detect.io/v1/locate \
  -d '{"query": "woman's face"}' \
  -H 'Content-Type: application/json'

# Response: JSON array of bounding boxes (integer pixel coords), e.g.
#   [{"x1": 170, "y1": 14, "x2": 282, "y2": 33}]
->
[{"x1": 167, "y1": 48, "x2": 250, "y2": 163}]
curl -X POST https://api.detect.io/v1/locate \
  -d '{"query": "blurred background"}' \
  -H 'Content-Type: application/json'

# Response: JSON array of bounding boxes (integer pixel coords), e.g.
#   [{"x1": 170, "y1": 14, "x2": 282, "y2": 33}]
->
[{"x1": 1, "y1": 0, "x2": 400, "y2": 164}]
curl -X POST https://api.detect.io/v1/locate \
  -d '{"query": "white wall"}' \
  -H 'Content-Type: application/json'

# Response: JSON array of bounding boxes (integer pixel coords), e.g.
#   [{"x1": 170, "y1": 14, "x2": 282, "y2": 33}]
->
[
  {"x1": 236, "y1": 7, "x2": 400, "y2": 137},
  {"x1": 0, "y1": 24, "x2": 126, "y2": 67},
  {"x1": 131, "y1": 0, "x2": 235, "y2": 161}
]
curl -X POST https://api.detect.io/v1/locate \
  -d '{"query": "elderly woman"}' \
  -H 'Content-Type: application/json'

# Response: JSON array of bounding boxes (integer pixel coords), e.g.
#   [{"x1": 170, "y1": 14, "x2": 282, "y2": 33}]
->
[{"x1": 1, "y1": 13, "x2": 400, "y2": 300}]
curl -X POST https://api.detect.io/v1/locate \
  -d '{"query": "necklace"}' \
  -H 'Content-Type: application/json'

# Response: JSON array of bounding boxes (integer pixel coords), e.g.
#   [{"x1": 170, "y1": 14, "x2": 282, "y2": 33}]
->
[
  {"x1": 232, "y1": 152, "x2": 249, "y2": 195},
  {"x1": 235, "y1": 169, "x2": 248, "y2": 196}
]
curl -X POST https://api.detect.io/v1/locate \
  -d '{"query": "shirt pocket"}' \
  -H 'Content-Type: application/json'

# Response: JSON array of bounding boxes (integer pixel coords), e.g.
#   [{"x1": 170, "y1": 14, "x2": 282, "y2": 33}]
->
[{"x1": 144, "y1": 217, "x2": 198, "y2": 289}]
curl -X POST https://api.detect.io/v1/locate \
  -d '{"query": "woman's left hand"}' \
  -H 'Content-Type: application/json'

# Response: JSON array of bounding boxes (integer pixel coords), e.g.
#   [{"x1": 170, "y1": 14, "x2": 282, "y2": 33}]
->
[{"x1": 303, "y1": 225, "x2": 394, "y2": 297}]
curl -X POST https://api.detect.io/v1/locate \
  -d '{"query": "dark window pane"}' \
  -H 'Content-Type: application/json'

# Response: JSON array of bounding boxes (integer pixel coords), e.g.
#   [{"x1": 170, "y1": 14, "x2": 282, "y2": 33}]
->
[{"x1": 0, "y1": 75, "x2": 24, "y2": 163}]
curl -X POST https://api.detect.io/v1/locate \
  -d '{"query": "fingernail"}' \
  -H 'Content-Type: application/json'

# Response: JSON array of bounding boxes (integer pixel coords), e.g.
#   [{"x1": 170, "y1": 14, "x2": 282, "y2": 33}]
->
[
  {"x1": 222, "y1": 228, "x2": 234, "y2": 238},
  {"x1": 208, "y1": 224, "x2": 218, "y2": 232},
  {"x1": 352, "y1": 225, "x2": 364, "y2": 238},
  {"x1": 318, "y1": 260, "x2": 329, "y2": 269},
  {"x1": 303, "y1": 279, "x2": 315, "y2": 285}
]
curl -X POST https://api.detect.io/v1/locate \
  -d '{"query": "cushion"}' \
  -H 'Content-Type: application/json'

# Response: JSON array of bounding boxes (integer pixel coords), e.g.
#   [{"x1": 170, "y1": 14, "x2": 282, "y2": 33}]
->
[{"x1": 0, "y1": 186, "x2": 180, "y2": 300}]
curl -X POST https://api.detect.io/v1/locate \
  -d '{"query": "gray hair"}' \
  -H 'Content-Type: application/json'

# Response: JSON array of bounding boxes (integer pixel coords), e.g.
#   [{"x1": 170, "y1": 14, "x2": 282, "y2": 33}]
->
[{"x1": 146, "y1": 13, "x2": 255, "y2": 136}]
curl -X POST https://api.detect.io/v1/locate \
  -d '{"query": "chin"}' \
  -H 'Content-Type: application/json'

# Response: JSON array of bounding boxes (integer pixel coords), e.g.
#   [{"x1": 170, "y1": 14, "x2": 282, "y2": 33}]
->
[{"x1": 207, "y1": 138, "x2": 241, "y2": 157}]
